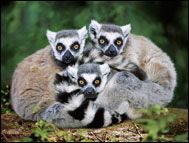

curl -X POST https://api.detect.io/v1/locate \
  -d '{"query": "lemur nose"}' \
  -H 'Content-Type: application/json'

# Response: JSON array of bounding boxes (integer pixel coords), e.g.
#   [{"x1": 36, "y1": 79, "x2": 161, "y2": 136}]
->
[
  {"x1": 62, "y1": 50, "x2": 74, "y2": 63},
  {"x1": 105, "y1": 45, "x2": 117, "y2": 57},
  {"x1": 109, "y1": 47, "x2": 115, "y2": 53},
  {"x1": 84, "y1": 87, "x2": 95, "y2": 96}
]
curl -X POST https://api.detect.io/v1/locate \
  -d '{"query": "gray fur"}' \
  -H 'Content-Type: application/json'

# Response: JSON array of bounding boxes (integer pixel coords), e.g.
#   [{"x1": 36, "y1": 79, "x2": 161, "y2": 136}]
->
[
  {"x1": 87, "y1": 20, "x2": 176, "y2": 113},
  {"x1": 77, "y1": 63, "x2": 101, "y2": 76},
  {"x1": 55, "y1": 30, "x2": 78, "y2": 40},
  {"x1": 101, "y1": 24, "x2": 123, "y2": 34},
  {"x1": 95, "y1": 71, "x2": 174, "y2": 110}
]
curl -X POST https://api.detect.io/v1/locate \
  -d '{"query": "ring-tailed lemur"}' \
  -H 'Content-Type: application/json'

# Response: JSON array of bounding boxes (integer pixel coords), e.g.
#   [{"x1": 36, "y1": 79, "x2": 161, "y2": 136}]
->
[
  {"x1": 81, "y1": 20, "x2": 176, "y2": 108},
  {"x1": 42, "y1": 63, "x2": 133, "y2": 128},
  {"x1": 11, "y1": 26, "x2": 89, "y2": 121}
]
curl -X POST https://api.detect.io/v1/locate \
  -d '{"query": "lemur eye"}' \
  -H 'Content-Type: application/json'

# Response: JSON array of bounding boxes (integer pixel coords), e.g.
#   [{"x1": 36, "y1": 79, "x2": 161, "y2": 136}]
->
[
  {"x1": 78, "y1": 77, "x2": 86, "y2": 87},
  {"x1": 57, "y1": 46, "x2": 63, "y2": 50},
  {"x1": 79, "y1": 80, "x2": 84, "y2": 85},
  {"x1": 56, "y1": 43, "x2": 65, "y2": 52},
  {"x1": 94, "y1": 80, "x2": 100, "y2": 85},
  {"x1": 116, "y1": 40, "x2": 122, "y2": 45},
  {"x1": 114, "y1": 38, "x2": 123, "y2": 47},
  {"x1": 93, "y1": 77, "x2": 101, "y2": 87},
  {"x1": 71, "y1": 42, "x2": 80, "y2": 52},
  {"x1": 74, "y1": 44, "x2": 79, "y2": 49},
  {"x1": 99, "y1": 39, "x2": 105, "y2": 44},
  {"x1": 98, "y1": 36, "x2": 109, "y2": 46}
]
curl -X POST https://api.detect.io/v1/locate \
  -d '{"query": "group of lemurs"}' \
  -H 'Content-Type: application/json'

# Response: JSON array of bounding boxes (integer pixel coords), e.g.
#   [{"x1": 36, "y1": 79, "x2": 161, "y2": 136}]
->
[{"x1": 10, "y1": 20, "x2": 177, "y2": 128}]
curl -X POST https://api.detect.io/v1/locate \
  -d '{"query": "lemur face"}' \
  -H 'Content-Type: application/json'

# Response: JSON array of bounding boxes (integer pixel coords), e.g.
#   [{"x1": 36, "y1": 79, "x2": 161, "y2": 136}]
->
[
  {"x1": 89, "y1": 20, "x2": 131, "y2": 57},
  {"x1": 67, "y1": 63, "x2": 110, "y2": 101},
  {"x1": 46, "y1": 26, "x2": 88, "y2": 66}
]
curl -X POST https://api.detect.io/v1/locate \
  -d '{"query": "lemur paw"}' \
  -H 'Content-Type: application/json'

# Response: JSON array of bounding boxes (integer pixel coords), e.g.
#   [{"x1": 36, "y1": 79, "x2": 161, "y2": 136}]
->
[
  {"x1": 43, "y1": 103, "x2": 64, "y2": 122},
  {"x1": 125, "y1": 62, "x2": 139, "y2": 72},
  {"x1": 125, "y1": 62, "x2": 147, "y2": 81}
]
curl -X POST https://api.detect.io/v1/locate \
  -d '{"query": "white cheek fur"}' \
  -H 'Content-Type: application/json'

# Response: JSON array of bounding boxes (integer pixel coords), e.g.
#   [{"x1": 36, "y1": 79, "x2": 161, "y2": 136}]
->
[
  {"x1": 51, "y1": 37, "x2": 86, "y2": 61},
  {"x1": 96, "y1": 75, "x2": 108, "y2": 93},
  {"x1": 95, "y1": 31, "x2": 128, "y2": 54}
]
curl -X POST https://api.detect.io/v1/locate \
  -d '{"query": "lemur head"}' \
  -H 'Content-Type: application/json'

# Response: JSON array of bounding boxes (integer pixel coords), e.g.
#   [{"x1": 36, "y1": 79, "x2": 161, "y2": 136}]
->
[
  {"x1": 46, "y1": 26, "x2": 88, "y2": 66},
  {"x1": 67, "y1": 63, "x2": 110, "y2": 101},
  {"x1": 89, "y1": 20, "x2": 131, "y2": 57}
]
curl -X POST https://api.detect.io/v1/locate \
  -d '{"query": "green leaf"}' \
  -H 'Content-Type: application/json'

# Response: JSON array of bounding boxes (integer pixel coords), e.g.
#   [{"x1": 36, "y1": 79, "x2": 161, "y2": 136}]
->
[{"x1": 175, "y1": 132, "x2": 188, "y2": 142}]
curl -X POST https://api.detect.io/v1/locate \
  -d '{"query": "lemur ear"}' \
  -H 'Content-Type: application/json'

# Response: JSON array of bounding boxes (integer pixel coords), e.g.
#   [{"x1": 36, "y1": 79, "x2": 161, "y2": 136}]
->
[
  {"x1": 121, "y1": 24, "x2": 131, "y2": 37},
  {"x1": 77, "y1": 26, "x2": 88, "y2": 40},
  {"x1": 67, "y1": 66, "x2": 78, "y2": 81},
  {"x1": 46, "y1": 29, "x2": 57, "y2": 43},
  {"x1": 89, "y1": 19, "x2": 102, "y2": 40},
  {"x1": 100, "y1": 63, "x2": 111, "y2": 75}
]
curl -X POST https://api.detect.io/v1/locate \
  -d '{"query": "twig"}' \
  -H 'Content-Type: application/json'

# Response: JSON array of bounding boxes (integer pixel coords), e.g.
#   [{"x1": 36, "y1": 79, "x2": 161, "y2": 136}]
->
[
  {"x1": 1, "y1": 133, "x2": 8, "y2": 141},
  {"x1": 133, "y1": 122, "x2": 143, "y2": 140},
  {"x1": 90, "y1": 131, "x2": 104, "y2": 142},
  {"x1": 103, "y1": 131, "x2": 107, "y2": 142}
]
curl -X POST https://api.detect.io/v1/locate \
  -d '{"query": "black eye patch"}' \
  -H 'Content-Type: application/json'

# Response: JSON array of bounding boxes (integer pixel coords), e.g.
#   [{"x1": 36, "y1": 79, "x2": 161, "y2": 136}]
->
[
  {"x1": 78, "y1": 77, "x2": 87, "y2": 87},
  {"x1": 93, "y1": 77, "x2": 101, "y2": 87},
  {"x1": 114, "y1": 37, "x2": 123, "y2": 48},
  {"x1": 56, "y1": 43, "x2": 66, "y2": 53},
  {"x1": 98, "y1": 36, "x2": 109, "y2": 47},
  {"x1": 70, "y1": 41, "x2": 80, "y2": 52}
]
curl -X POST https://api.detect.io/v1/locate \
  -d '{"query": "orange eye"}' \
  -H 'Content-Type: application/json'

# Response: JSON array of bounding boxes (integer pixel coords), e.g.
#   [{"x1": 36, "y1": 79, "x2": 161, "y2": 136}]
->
[
  {"x1": 79, "y1": 80, "x2": 84, "y2": 85},
  {"x1": 99, "y1": 39, "x2": 105, "y2": 44},
  {"x1": 94, "y1": 80, "x2": 100, "y2": 85},
  {"x1": 116, "y1": 40, "x2": 122, "y2": 45},
  {"x1": 57, "y1": 45, "x2": 63, "y2": 50}
]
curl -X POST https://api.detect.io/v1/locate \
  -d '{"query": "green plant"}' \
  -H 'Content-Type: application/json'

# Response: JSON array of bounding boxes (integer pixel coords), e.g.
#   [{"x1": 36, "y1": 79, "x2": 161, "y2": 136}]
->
[
  {"x1": 175, "y1": 132, "x2": 188, "y2": 142},
  {"x1": 1, "y1": 85, "x2": 12, "y2": 114},
  {"x1": 137, "y1": 105, "x2": 176, "y2": 142},
  {"x1": 20, "y1": 120, "x2": 53, "y2": 142}
]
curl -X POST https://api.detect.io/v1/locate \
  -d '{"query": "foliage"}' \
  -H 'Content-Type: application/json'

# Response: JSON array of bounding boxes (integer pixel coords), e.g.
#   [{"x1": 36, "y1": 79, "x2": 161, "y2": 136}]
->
[
  {"x1": 1, "y1": 85, "x2": 12, "y2": 114},
  {"x1": 20, "y1": 120, "x2": 53, "y2": 142},
  {"x1": 175, "y1": 132, "x2": 188, "y2": 142},
  {"x1": 19, "y1": 120, "x2": 93, "y2": 142},
  {"x1": 138, "y1": 105, "x2": 176, "y2": 141},
  {"x1": 136, "y1": 105, "x2": 188, "y2": 142}
]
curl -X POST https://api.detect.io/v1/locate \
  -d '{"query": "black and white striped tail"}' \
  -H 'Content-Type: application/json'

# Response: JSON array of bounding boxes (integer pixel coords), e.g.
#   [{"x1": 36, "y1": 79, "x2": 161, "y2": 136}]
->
[{"x1": 54, "y1": 72, "x2": 129, "y2": 128}]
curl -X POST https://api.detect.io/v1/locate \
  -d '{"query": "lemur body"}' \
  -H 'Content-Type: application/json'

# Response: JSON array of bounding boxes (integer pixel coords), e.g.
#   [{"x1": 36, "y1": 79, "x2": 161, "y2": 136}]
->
[
  {"x1": 11, "y1": 20, "x2": 176, "y2": 126},
  {"x1": 42, "y1": 63, "x2": 132, "y2": 128},
  {"x1": 10, "y1": 27, "x2": 88, "y2": 121},
  {"x1": 82, "y1": 20, "x2": 176, "y2": 109},
  {"x1": 10, "y1": 26, "x2": 135, "y2": 126}
]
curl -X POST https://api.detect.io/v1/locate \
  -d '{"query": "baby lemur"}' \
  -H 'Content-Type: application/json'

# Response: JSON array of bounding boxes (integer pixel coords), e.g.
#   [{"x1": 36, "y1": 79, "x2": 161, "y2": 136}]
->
[{"x1": 42, "y1": 63, "x2": 134, "y2": 128}]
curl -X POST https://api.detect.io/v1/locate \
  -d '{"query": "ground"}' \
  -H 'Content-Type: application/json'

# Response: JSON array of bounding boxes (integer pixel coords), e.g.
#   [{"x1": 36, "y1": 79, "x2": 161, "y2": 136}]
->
[{"x1": 1, "y1": 108, "x2": 188, "y2": 142}]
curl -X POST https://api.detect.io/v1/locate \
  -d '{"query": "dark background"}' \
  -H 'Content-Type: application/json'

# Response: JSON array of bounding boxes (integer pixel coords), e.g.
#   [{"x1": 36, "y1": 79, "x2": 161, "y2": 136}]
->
[{"x1": 1, "y1": 1, "x2": 188, "y2": 108}]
